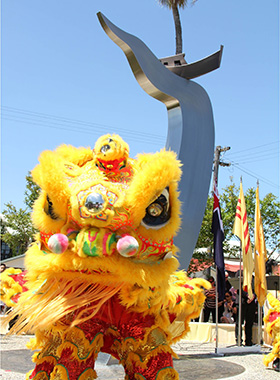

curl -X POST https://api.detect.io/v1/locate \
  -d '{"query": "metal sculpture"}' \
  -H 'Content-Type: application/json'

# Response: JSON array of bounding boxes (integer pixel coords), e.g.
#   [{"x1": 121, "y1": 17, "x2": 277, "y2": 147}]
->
[{"x1": 97, "y1": 12, "x2": 222, "y2": 269}]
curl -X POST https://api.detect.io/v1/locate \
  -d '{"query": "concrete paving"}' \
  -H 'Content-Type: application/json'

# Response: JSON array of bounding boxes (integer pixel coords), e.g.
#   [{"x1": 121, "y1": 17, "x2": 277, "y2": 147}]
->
[{"x1": 0, "y1": 334, "x2": 278, "y2": 380}]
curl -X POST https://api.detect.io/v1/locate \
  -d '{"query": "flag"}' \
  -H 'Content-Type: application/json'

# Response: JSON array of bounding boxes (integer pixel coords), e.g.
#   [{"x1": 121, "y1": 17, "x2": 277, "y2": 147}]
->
[
  {"x1": 232, "y1": 181, "x2": 254, "y2": 298},
  {"x1": 212, "y1": 179, "x2": 225, "y2": 301},
  {"x1": 254, "y1": 185, "x2": 267, "y2": 306}
]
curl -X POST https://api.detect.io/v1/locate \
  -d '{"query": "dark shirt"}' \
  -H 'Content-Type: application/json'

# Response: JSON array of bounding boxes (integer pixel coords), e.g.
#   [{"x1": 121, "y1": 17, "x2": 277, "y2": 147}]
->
[{"x1": 225, "y1": 279, "x2": 232, "y2": 293}]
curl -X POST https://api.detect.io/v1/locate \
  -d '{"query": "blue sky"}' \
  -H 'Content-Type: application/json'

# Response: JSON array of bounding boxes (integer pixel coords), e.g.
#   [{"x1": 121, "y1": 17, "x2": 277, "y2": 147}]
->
[{"x1": 1, "y1": 0, "x2": 279, "y2": 211}]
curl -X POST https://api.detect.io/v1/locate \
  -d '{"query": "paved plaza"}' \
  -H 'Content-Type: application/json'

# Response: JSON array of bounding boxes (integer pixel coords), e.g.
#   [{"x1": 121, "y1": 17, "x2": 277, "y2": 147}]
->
[{"x1": 0, "y1": 334, "x2": 278, "y2": 380}]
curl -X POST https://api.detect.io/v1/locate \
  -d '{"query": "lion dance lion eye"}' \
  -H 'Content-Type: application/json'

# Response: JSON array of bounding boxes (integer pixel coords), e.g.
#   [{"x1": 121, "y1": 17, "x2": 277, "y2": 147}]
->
[
  {"x1": 100, "y1": 144, "x2": 111, "y2": 154},
  {"x1": 141, "y1": 188, "x2": 171, "y2": 229},
  {"x1": 147, "y1": 203, "x2": 163, "y2": 217},
  {"x1": 44, "y1": 195, "x2": 60, "y2": 220}
]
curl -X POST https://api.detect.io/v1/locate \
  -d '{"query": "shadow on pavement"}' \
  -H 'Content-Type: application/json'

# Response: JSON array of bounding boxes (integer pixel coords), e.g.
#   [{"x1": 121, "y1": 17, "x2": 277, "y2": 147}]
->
[{"x1": 1, "y1": 350, "x2": 245, "y2": 379}]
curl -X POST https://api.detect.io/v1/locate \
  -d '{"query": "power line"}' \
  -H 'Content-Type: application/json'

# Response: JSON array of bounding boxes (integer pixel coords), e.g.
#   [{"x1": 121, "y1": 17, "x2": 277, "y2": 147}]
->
[
  {"x1": 0, "y1": 105, "x2": 166, "y2": 145},
  {"x1": 226, "y1": 141, "x2": 279, "y2": 157},
  {"x1": 1, "y1": 106, "x2": 166, "y2": 141},
  {"x1": 229, "y1": 147, "x2": 279, "y2": 160},
  {"x1": 219, "y1": 141, "x2": 279, "y2": 190},
  {"x1": 2, "y1": 106, "x2": 279, "y2": 190},
  {"x1": 230, "y1": 162, "x2": 280, "y2": 189},
  {"x1": 2, "y1": 115, "x2": 165, "y2": 146},
  {"x1": 237, "y1": 154, "x2": 279, "y2": 165},
  {"x1": 228, "y1": 150, "x2": 279, "y2": 163}
]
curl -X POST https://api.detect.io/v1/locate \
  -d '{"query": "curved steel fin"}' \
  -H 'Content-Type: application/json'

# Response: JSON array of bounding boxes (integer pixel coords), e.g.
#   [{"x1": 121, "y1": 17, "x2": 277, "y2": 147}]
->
[{"x1": 97, "y1": 12, "x2": 216, "y2": 269}]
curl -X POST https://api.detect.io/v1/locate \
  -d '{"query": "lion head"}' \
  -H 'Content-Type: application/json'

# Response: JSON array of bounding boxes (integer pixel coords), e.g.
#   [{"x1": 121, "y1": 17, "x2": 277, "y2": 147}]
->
[{"x1": 31, "y1": 134, "x2": 182, "y2": 265}]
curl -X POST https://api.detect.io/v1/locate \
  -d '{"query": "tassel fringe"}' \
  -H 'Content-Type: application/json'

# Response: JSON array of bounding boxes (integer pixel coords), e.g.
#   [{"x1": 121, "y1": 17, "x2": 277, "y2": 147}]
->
[{"x1": 7, "y1": 276, "x2": 124, "y2": 335}]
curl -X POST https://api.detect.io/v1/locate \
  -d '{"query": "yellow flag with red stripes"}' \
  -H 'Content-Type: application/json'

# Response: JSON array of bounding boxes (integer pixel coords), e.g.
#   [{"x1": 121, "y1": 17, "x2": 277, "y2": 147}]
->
[
  {"x1": 254, "y1": 185, "x2": 267, "y2": 306},
  {"x1": 232, "y1": 181, "x2": 254, "y2": 298}
]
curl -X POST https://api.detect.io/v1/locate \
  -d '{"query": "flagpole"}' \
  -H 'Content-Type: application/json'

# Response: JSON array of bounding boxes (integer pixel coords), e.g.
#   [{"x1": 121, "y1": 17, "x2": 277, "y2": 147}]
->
[
  {"x1": 215, "y1": 269, "x2": 219, "y2": 351},
  {"x1": 237, "y1": 176, "x2": 243, "y2": 347},
  {"x1": 256, "y1": 180, "x2": 261, "y2": 346},
  {"x1": 212, "y1": 162, "x2": 219, "y2": 352},
  {"x1": 258, "y1": 303, "x2": 262, "y2": 345},
  {"x1": 212, "y1": 156, "x2": 227, "y2": 353},
  {"x1": 255, "y1": 179, "x2": 266, "y2": 347},
  {"x1": 232, "y1": 177, "x2": 257, "y2": 352},
  {"x1": 212, "y1": 169, "x2": 219, "y2": 352},
  {"x1": 213, "y1": 183, "x2": 219, "y2": 351},
  {"x1": 238, "y1": 241, "x2": 242, "y2": 346}
]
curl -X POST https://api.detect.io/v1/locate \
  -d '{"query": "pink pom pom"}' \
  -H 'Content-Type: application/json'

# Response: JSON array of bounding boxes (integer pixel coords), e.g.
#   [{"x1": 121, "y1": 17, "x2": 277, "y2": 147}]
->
[
  {"x1": 48, "y1": 233, "x2": 69, "y2": 254},
  {"x1": 117, "y1": 235, "x2": 139, "y2": 257}
]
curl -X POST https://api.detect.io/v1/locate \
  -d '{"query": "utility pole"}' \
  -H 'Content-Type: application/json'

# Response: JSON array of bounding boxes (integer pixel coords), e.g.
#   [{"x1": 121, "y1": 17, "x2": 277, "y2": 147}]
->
[
  {"x1": 213, "y1": 145, "x2": 231, "y2": 351},
  {"x1": 213, "y1": 145, "x2": 231, "y2": 189},
  {"x1": 210, "y1": 145, "x2": 231, "y2": 262}
]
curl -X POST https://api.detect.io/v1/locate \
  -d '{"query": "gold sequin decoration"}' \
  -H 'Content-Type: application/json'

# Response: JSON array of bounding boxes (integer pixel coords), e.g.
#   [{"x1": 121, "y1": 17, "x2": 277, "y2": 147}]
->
[
  {"x1": 78, "y1": 368, "x2": 97, "y2": 380},
  {"x1": 30, "y1": 372, "x2": 49, "y2": 380},
  {"x1": 50, "y1": 365, "x2": 68, "y2": 380},
  {"x1": 39, "y1": 334, "x2": 62, "y2": 360},
  {"x1": 63, "y1": 327, "x2": 103, "y2": 360},
  {"x1": 135, "y1": 328, "x2": 167, "y2": 360}
]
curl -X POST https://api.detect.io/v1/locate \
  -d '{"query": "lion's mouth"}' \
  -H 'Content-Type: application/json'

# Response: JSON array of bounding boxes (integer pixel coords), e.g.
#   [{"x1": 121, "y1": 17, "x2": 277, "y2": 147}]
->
[{"x1": 41, "y1": 227, "x2": 173, "y2": 262}]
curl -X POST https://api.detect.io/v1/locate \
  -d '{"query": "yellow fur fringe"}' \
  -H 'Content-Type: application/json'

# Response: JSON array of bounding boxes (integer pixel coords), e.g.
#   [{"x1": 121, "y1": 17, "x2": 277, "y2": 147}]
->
[
  {"x1": 0, "y1": 267, "x2": 24, "y2": 307},
  {"x1": 23, "y1": 242, "x2": 179, "y2": 291},
  {"x1": 263, "y1": 293, "x2": 280, "y2": 367},
  {"x1": 8, "y1": 276, "x2": 124, "y2": 335}
]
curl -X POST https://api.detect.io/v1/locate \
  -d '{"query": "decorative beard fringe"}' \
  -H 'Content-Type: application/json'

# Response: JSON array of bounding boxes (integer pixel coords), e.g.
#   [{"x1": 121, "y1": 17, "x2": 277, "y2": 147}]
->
[{"x1": 7, "y1": 276, "x2": 124, "y2": 335}]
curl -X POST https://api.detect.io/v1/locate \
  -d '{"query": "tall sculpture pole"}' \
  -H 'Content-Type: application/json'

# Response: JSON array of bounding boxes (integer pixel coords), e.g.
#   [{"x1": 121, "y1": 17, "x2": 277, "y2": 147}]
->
[{"x1": 97, "y1": 12, "x2": 222, "y2": 270}]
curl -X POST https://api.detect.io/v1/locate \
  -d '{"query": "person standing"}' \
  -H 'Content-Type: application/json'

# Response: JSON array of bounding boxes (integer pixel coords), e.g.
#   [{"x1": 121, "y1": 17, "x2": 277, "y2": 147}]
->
[
  {"x1": 242, "y1": 289, "x2": 257, "y2": 346},
  {"x1": 203, "y1": 276, "x2": 217, "y2": 323},
  {"x1": 235, "y1": 288, "x2": 257, "y2": 345},
  {"x1": 225, "y1": 271, "x2": 232, "y2": 292}
]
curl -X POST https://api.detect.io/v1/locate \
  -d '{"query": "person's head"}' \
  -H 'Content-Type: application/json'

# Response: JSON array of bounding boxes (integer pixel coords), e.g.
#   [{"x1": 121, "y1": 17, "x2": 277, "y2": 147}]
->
[
  {"x1": 225, "y1": 292, "x2": 232, "y2": 301},
  {"x1": 0, "y1": 263, "x2": 6, "y2": 273},
  {"x1": 208, "y1": 276, "x2": 215, "y2": 286}
]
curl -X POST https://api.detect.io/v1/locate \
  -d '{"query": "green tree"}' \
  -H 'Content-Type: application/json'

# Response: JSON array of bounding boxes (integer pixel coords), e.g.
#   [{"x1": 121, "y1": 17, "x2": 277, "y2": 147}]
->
[
  {"x1": 219, "y1": 181, "x2": 239, "y2": 240},
  {"x1": 1, "y1": 203, "x2": 36, "y2": 256},
  {"x1": 196, "y1": 180, "x2": 280, "y2": 259},
  {"x1": 24, "y1": 171, "x2": 41, "y2": 210},
  {"x1": 1, "y1": 174, "x2": 40, "y2": 257},
  {"x1": 260, "y1": 193, "x2": 280, "y2": 254},
  {"x1": 195, "y1": 195, "x2": 213, "y2": 250},
  {"x1": 157, "y1": 0, "x2": 198, "y2": 54}
]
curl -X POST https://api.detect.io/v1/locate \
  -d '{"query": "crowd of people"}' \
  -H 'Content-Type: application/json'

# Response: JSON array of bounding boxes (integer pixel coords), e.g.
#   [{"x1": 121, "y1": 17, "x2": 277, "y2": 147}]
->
[{"x1": 202, "y1": 272, "x2": 257, "y2": 347}]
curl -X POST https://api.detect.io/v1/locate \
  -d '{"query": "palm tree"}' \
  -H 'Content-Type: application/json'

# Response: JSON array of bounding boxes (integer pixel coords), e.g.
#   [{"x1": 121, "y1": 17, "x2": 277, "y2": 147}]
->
[{"x1": 158, "y1": 0, "x2": 198, "y2": 55}]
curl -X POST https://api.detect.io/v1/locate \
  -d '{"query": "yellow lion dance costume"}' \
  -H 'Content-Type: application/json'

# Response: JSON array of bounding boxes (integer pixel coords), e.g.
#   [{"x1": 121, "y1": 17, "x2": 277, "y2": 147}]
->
[
  {"x1": 0, "y1": 267, "x2": 27, "y2": 307},
  {"x1": 9, "y1": 134, "x2": 209, "y2": 380},
  {"x1": 263, "y1": 293, "x2": 280, "y2": 371}
]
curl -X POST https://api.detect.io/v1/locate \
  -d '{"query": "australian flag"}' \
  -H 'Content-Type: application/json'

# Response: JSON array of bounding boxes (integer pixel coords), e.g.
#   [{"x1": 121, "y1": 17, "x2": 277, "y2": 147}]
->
[{"x1": 212, "y1": 180, "x2": 226, "y2": 301}]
